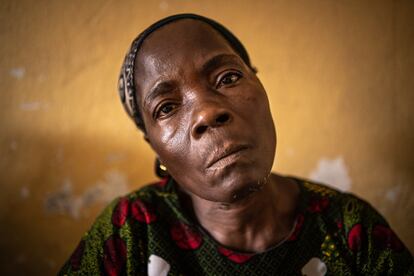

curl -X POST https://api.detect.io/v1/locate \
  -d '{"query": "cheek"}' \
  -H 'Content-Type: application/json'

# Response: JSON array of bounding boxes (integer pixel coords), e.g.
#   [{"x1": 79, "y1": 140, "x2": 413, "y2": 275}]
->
[
  {"x1": 150, "y1": 123, "x2": 190, "y2": 169},
  {"x1": 240, "y1": 84, "x2": 276, "y2": 148},
  {"x1": 154, "y1": 106, "x2": 192, "y2": 147},
  {"x1": 158, "y1": 123, "x2": 181, "y2": 147},
  {"x1": 238, "y1": 85, "x2": 273, "y2": 124}
]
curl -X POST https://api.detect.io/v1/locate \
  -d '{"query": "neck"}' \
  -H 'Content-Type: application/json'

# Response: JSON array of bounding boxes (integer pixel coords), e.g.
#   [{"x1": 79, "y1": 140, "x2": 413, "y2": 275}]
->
[{"x1": 182, "y1": 174, "x2": 299, "y2": 253}]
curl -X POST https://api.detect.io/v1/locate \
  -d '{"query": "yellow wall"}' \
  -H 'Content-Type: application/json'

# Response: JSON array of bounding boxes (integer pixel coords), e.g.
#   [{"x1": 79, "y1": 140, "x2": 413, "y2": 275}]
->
[{"x1": 1, "y1": 0, "x2": 413, "y2": 274}]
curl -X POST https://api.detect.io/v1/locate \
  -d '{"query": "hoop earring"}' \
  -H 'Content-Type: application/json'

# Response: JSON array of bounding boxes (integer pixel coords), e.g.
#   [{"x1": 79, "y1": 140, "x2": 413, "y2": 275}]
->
[{"x1": 155, "y1": 158, "x2": 169, "y2": 178}]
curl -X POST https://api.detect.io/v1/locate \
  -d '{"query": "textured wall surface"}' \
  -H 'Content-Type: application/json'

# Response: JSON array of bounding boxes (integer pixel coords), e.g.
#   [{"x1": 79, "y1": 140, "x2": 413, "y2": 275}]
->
[{"x1": 1, "y1": 0, "x2": 413, "y2": 274}]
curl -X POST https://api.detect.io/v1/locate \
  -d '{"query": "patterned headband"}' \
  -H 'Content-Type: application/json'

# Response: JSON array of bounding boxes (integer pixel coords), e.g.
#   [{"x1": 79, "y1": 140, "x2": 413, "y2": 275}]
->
[{"x1": 118, "y1": 13, "x2": 254, "y2": 132}]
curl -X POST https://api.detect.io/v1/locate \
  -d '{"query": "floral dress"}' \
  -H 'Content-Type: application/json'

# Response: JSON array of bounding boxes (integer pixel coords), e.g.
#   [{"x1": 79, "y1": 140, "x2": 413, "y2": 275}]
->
[{"x1": 59, "y1": 177, "x2": 413, "y2": 275}]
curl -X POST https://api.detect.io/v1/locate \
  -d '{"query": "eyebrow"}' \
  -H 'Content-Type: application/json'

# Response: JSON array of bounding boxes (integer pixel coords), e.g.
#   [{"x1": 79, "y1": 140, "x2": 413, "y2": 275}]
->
[
  {"x1": 201, "y1": 53, "x2": 243, "y2": 76},
  {"x1": 143, "y1": 81, "x2": 176, "y2": 111},
  {"x1": 143, "y1": 53, "x2": 243, "y2": 111}
]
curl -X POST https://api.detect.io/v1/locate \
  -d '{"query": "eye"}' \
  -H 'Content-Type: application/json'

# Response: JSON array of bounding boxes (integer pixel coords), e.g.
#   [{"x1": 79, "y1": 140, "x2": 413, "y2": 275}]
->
[
  {"x1": 217, "y1": 72, "x2": 242, "y2": 88},
  {"x1": 154, "y1": 102, "x2": 177, "y2": 119}
]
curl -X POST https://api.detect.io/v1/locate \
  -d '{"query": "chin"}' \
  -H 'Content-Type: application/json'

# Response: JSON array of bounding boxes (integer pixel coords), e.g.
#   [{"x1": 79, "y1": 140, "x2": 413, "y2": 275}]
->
[{"x1": 204, "y1": 165, "x2": 270, "y2": 203}]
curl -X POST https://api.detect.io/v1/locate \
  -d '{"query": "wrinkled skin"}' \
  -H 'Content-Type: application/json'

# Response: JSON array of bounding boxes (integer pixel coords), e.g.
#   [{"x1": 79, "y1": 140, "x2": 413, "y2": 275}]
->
[
  {"x1": 134, "y1": 20, "x2": 299, "y2": 252},
  {"x1": 135, "y1": 20, "x2": 276, "y2": 203}
]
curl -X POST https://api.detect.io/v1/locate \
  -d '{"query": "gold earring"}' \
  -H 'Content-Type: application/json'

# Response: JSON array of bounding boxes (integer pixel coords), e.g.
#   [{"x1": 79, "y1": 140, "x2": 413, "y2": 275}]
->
[{"x1": 155, "y1": 158, "x2": 169, "y2": 178}]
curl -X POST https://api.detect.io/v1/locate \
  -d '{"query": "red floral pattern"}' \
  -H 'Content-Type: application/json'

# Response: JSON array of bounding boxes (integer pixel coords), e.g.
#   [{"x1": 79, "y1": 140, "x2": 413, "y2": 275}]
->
[
  {"x1": 131, "y1": 198, "x2": 157, "y2": 224},
  {"x1": 112, "y1": 197, "x2": 130, "y2": 227},
  {"x1": 69, "y1": 240, "x2": 85, "y2": 271},
  {"x1": 58, "y1": 178, "x2": 414, "y2": 275},
  {"x1": 348, "y1": 224, "x2": 365, "y2": 252},
  {"x1": 103, "y1": 235, "x2": 127, "y2": 276},
  {"x1": 308, "y1": 197, "x2": 330, "y2": 213},
  {"x1": 217, "y1": 246, "x2": 253, "y2": 264},
  {"x1": 170, "y1": 222, "x2": 202, "y2": 250},
  {"x1": 288, "y1": 213, "x2": 305, "y2": 241},
  {"x1": 157, "y1": 177, "x2": 169, "y2": 188},
  {"x1": 372, "y1": 224, "x2": 404, "y2": 251}
]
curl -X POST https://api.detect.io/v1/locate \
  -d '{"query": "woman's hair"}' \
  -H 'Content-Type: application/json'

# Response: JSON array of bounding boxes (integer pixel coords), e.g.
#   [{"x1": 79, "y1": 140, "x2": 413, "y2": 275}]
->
[{"x1": 118, "y1": 13, "x2": 255, "y2": 132}]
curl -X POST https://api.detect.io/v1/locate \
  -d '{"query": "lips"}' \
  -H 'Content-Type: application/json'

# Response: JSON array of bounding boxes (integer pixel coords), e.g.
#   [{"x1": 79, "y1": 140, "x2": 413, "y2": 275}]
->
[{"x1": 206, "y1": 144, "x2": 250, "y2": 169}]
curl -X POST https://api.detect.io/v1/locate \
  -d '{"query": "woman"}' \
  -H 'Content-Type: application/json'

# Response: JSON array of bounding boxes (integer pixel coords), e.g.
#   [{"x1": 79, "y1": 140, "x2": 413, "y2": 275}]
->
[{"x1": 59, "y1": 14, "x2": 413, "y2": 275}]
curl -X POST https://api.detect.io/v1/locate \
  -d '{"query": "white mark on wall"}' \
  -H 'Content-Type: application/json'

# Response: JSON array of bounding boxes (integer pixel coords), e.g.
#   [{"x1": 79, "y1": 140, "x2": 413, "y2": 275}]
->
[
  {"x1": 309, "y1": 156, "x2": 352, "y2": 192},
  {"x1": 44, "y1": 170, "x2": 129, "y2": 219},
  {"x1": 9, "y1": 67, "x2": 26, "y2": 79},
  {"x1": 83, "y1": 170, "x2": 129, "y2": 205},
  {"x1": 159, "y1": 1, "x2": 169, "y2": 11},
  {"x1": 385, "y1": 185, "x2": 401, "y2": 203},
  {"x1": 20, "y1": 186, "x2": 30, "y2": 199},
  {"x1": 19, "y1": 101, "x2": 48, "y2": 111},
  {"x1": 44, "y1": 178, "x2": 77, "y2": 216},
  {"x1": 106, "y1": 153, "x2": 125, "y2": 164}
]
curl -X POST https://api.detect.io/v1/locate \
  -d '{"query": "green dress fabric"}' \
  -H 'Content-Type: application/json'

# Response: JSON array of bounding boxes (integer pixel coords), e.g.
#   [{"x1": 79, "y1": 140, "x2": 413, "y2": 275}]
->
[{"x1": 59, "y1": 176, "x2": 413, "y2": 275}]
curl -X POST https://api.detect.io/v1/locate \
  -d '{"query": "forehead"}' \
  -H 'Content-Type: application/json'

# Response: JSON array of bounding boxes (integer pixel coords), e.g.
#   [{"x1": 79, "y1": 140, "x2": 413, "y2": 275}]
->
[{"x1": 134, "y1": 19, "x2": 237, "y2": 91}]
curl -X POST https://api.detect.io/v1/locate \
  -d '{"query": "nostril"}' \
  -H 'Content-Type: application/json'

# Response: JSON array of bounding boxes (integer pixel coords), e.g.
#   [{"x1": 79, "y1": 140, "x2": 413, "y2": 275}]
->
[
  {"x1": 193, "y1": 111, "x2": 231, "y2": 137},
  {"x1": 216, "y1": 113, "x2": 230, "y2": 124},
  {"x1": 195, "y1": 125, "x2": 208, "y2": 135}
]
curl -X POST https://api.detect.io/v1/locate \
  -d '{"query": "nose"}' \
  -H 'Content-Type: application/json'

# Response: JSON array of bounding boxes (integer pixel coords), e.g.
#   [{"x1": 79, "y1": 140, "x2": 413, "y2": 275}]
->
[{"x1": 191, "y1": 101, "x2": 232, "y2": 138}]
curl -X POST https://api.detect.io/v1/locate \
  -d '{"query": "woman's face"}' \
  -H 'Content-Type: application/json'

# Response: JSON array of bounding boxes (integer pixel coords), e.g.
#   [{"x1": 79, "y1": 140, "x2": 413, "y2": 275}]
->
[{"x1": 135, "y1": 20, "x2": 276, "y2": 203}]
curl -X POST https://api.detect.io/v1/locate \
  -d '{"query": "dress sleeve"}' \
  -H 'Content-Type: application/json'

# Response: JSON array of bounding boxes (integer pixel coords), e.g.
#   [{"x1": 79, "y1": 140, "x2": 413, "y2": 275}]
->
[
  {"x1": 342, "y1": 194, "x2": 414, "y2": 275},
  {"x1": 58, "y1": 196, "x2": 148, "y2": 275}
]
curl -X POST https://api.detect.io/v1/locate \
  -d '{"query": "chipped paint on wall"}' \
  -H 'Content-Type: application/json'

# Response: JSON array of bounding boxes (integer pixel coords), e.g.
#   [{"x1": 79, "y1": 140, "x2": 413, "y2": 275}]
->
[
  {"x1": 44, "y1": 178, "x2": 79, "y2": 217},
  {"x1": 20, "y1": 102, "x2": 41, "y2": 111},
  {"x1": 19, "y1": 102, "x2": 48, "y2": 111},
  {"x1": 84, "y1": 170, "x2": 129, "y2": 205},
  {"x1": 309, "y1": 156, "x2": 352, "y2": 192},
  {"x1": 9, "y1": 67, "x2": 25, "y2": 79},
  {"x1": 44, "y1": 170, "x2": 129, "y2": 219},
  {"x1": 385, "y1": 185, "x2": 401, "y2": 203}
]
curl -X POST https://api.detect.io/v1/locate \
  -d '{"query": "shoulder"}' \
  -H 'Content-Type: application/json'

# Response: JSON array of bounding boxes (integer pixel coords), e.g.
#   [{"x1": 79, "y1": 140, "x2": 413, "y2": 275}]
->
[
  {"x1": 296, "y1": 177, "x2": 400, "y2": 242},
  {"x1": 295, "y1": 177, "x2": 384, "y2": 222},
  {"x1": 59, "y1": 177, "x2": 174, "y2": 275},
  {"x1": 86, "y1": 177, "x2": 172, "y2": 229},
  {"x1": 293, "y1": 177, "x2": 413, "y2": 274},
  {"x1": 299, "y1": 179, "x2": 400, "y2": 238}
]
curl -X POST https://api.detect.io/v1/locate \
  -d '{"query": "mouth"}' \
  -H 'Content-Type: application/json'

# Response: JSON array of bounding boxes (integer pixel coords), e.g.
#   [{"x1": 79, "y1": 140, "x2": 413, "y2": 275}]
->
[{"x1": 206, "y1": 144, "x2": 250, "y2": 169}]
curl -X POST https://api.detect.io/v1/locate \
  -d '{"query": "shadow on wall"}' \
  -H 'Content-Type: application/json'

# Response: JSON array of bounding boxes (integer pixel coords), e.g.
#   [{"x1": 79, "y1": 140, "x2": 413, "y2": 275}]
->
[{"x1": 0, "y1": 128, "x2": 156, "y2": 275}]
